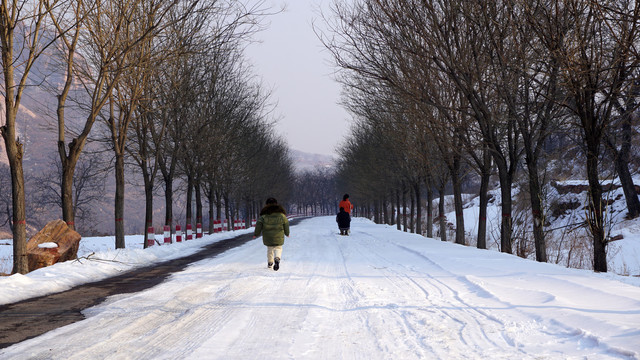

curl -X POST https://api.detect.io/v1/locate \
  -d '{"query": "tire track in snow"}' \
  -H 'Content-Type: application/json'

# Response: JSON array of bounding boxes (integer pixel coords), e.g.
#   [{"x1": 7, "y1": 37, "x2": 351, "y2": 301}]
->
[
  {"x1": 329, "y1": 229, "x2": 445, "y2": 358},
  {"x1": 392, "y1": 250, "x2": 525, "y2": 358},
  {"x1": 384, "y1": 240, "x2": 635, "y2": 359},
  {"x1": 340, "y1": 229, "x2": 509, "y2": 359}
]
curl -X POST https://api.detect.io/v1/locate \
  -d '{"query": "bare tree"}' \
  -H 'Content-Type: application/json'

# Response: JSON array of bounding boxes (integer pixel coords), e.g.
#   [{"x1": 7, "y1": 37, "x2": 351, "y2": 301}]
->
[
  {"x1": 478, "y1": 0, "x2": 568, "y2": 262},
  {"x1": 92, "y1": 0, "x2": 203, "y2": 248},
  {"x1": 548, "y1": 0, "x2": 640, "y2": 272},
  {"x1": 601, "y1": 0, "x2": 640, "y2": 220},
  {"x1": 44, "y1": 0, "x2": 83, "y2": 231},
  {"x1": 32, "y1": 154, "x2": 105, "y2": 231},
  {"x1": 0, "y1": 0, "x2": 62, "y2": 273}
]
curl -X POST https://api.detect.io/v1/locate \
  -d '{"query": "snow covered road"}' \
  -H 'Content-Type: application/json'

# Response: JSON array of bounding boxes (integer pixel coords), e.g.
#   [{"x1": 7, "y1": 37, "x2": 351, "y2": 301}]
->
[{"x1": 2, "y1": 217, "x2": 639, "y2": 359}]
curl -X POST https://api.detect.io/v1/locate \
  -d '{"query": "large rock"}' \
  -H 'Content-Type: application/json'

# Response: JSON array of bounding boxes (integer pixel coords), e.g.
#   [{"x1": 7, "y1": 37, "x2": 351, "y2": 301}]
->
[{"x1": 27, "y1": 220, "x2": 81, "y2": 272}]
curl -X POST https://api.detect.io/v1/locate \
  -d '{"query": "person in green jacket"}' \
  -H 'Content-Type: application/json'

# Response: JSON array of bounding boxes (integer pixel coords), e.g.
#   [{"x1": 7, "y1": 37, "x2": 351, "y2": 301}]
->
[{"x1": 253, "y1": 197, "x2": 290, "y2": 271}]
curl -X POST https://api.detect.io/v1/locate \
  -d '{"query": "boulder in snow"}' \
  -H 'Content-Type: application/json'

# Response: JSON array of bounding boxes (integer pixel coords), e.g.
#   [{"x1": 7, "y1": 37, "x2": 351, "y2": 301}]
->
[{"x1": 27, "y1": 220, "x2": 81, "y2": 272}]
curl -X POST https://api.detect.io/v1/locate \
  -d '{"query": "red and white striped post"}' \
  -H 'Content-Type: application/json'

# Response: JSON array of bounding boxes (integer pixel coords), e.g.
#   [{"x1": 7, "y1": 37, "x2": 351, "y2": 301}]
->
[
  {"x1": 241, "y1": 219, "x2": 246, "y2": 229},
  {"x1": 147, "y1": 227, "x2": 155, "y2": 247},
  {"x1": 186, "y1": 223, "x2": 193, "y2": 240},
  {"x1": 196, "y1": 222, "x2": 203, "y2": 238},
  {"x1": 251, "y1": 219, "x2": 256, "y2": 227},
  {"x1": 163, "y1": 225, "x2": 171, "y2": 244},
  {"x1": 223, "y1": 219, "x2": 228, "y2": 232},
  {"x1": 175, "y1": 224, "x2": 182, "y2": 242},
  {"x1": 214, "y1": 220, "x2": 221, "y2": 233}
]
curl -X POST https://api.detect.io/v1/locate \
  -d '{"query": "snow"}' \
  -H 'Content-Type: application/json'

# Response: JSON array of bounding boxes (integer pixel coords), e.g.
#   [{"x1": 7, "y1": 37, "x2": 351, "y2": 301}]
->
[
  {"x1": 37, "y1": 242, "x2": 58, "y2": 248},
  {"x1": 1, "y1": 217, "x2": 639, "y2": 359}
]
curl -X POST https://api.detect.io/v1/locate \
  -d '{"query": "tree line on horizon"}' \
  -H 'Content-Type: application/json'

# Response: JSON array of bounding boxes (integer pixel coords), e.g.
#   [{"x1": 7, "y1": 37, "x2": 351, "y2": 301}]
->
[
  {"x1": 319, "y1": 0, "x2": 640, "y2": 272},
  {"x1": 0, "y1": 0, "x2": 295, "y2": 274}
]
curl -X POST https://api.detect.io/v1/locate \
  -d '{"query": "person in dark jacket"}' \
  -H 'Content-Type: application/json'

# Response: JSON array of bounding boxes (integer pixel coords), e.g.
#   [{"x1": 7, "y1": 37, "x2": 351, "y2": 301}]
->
[
  {"x1": 336, "y1": 207, "x2": 351, "y2": 235},
  {"x1": 253, "y1": 197, "x2": 290, "y2": 271}
]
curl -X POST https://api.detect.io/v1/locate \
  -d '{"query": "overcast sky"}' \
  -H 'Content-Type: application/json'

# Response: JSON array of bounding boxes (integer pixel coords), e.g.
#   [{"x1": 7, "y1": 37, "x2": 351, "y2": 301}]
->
[{"x1": 245, "y1": 0, "x2": 350, "y2": 157}]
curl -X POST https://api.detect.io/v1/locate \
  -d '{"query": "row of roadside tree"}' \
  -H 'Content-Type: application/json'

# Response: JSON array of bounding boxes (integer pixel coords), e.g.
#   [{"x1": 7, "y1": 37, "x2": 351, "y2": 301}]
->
[
  {"x1": 0, "y1": 0, "x2": 294, "y2": 274},
  {"x1": 320, "y1": 0, "x2": 640, "y2": 272}
]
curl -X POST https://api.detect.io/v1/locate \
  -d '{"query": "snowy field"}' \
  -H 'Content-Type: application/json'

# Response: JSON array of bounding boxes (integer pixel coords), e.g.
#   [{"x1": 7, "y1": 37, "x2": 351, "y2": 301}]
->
[{"x1": 1, "y1": 217, "x2": 639, "y2": 359}]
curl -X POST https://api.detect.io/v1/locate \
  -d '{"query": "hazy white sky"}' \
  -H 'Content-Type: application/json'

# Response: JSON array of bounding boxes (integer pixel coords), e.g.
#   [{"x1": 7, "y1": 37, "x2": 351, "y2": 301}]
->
[{"x1": 245, "y1": 0, "x2": 350, "y2": 157}]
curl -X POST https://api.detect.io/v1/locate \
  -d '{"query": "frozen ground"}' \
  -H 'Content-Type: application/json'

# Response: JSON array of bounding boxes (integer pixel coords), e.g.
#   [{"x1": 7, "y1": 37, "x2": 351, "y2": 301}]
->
[{"x1": 1, "y1": 217, "x2": 639, "y2": 359}]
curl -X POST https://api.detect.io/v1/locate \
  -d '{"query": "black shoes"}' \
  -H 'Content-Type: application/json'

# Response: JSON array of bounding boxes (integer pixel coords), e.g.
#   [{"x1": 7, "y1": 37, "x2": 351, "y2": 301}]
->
[{"x1": 273, "y1": 257, "x2": 280, "y2": 271}]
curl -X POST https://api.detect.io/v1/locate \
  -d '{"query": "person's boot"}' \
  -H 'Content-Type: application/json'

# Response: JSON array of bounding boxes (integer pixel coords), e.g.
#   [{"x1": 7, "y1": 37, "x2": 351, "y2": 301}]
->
[
  {"x1": 268, "y1": 262, "x2": 273, "y2": 268},
  {"x1": 273, "y1": 257, "x2": 280, "y2": 271}
]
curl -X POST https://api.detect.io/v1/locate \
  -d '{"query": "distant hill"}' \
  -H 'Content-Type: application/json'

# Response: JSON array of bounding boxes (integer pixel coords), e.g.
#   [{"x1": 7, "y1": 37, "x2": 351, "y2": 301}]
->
[{"x1": 289, "y1": 149, "x2": 335, "y2": 173}]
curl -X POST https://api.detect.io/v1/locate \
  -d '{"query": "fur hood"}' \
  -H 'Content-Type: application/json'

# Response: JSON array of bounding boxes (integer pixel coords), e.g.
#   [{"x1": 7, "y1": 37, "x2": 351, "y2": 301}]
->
[{"x1": 260, "y1": 204, "x2": 287, "y2": 216}]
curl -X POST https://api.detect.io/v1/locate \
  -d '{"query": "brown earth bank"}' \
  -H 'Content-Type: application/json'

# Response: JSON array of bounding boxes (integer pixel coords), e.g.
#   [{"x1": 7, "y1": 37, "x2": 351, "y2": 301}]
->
[{"x1": 0, "y1": 217, "x2": 305, "y2": 349}]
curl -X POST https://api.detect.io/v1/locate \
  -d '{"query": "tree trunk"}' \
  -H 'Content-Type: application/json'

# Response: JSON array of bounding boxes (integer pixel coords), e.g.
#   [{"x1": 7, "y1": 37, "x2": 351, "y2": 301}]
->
[
  {"x1": 426, "y1": 184, "x2": 433, "y2": 238},
  {"x1": 195, "y1": 181, "x2": 203, "y2": 227},
  {"x1": 586, "y1": 140, "x2": 607, "y2": 272},
  {"x1": 402, "y1": 187, "x2": 408, "y2": 232},
  {"x1": 477, "y1": 149, "x2": 491, "y2": 249},
  {"x1": 383, "y1": 197, "x2": 389, "y2": 224},
  {"x1": 56, "y1": 65, "x2": 85, "y2": 233},
  {"x1": 396, "y1": 190, "x2": 401, "y2": 231},
  {"x1": 143, "y1": 171, "x2": 154, "y2": 249},
  {"x1": 114, "y1": 153, "x2": 125, "y2": 249},
  {"x1": 224, "y1": 194, "x2": 231, "y2": 230},
  {"x1": 9, "y1": 154, "x2": 27, "y2": 274},
  {"x1": 525, "y1": 155, "x2": 547, "y2": 262},
  {"x1": 414, "y1": 183, "x2": 422, "y2": 235},
  {"x1": 245, "y1": 200, "x2": 251, "y2": 228},
  {"x1": 3, "y1": 117, "x2": 28, "y2": 273},
  {"x1": 59, "y1": 148, "x2": 77, "y2": 230},
  {"x1": 438, "y1": 184, "x2": 447, "y2": 242},
  {"x1": 410, "y1": 187, "x2": 415, "y2": 233},
  {"x1": 389, "y1": 195, "x2": 395, "y2": 226},
  {"x1": 451, "y1": 157, "x2": 465, "y2": 245},
  {"x1": 208, "y1": 187, "x2": 215, "y2": 234},
  {"x1": 2, "y1": 50, "x2": 27, "y2": 273},
  {"x1": 186, "y1": 175, "x2": 193, "y2": 226},
  {"x1": 164, "y1": 177, "x2": 173, "y2": 227},
  {"x1": 373, "y1": 200, "x2": 380, "y2": 224},
  {"x1": 494, "y1": 156, "x2": 513, "y2": 254},
  {"x1": 216, "y1": 191, "x2": 222, "y2": 221}
]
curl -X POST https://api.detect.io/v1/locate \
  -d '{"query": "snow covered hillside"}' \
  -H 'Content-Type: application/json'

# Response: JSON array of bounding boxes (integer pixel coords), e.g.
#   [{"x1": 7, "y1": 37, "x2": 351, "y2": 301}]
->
[
  {"x1": 1, "y1": 217, "x2": 639, "y2": 359},
  {"x1": 441, "y1": 180, "x2": 640, "y2": 276}
]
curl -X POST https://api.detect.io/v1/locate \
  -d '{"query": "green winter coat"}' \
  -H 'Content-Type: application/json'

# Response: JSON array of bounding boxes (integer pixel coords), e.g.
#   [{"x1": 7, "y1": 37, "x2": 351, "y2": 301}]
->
[{"x1": 254, "y1": 204, "x2": 290, "y2": 246}]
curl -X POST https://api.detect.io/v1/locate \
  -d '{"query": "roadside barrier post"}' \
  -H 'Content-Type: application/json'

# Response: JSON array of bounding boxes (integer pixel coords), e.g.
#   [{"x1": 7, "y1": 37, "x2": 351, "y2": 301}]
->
[
  {"x1": 147, "y1": 227, "x2": 155, "y2": 247},
  {"x1": 186, "y1": 223, "x2": 193, "y2": 240},
  {"x1": 196, "y1": 222, "x2": 203, "y2": 238},
  {"x1": 163, "y1": 225, "x2": 171, "y2": 244},
  {"x1": 175, "y1": 224, "x2": 182, "y2": 242}
]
